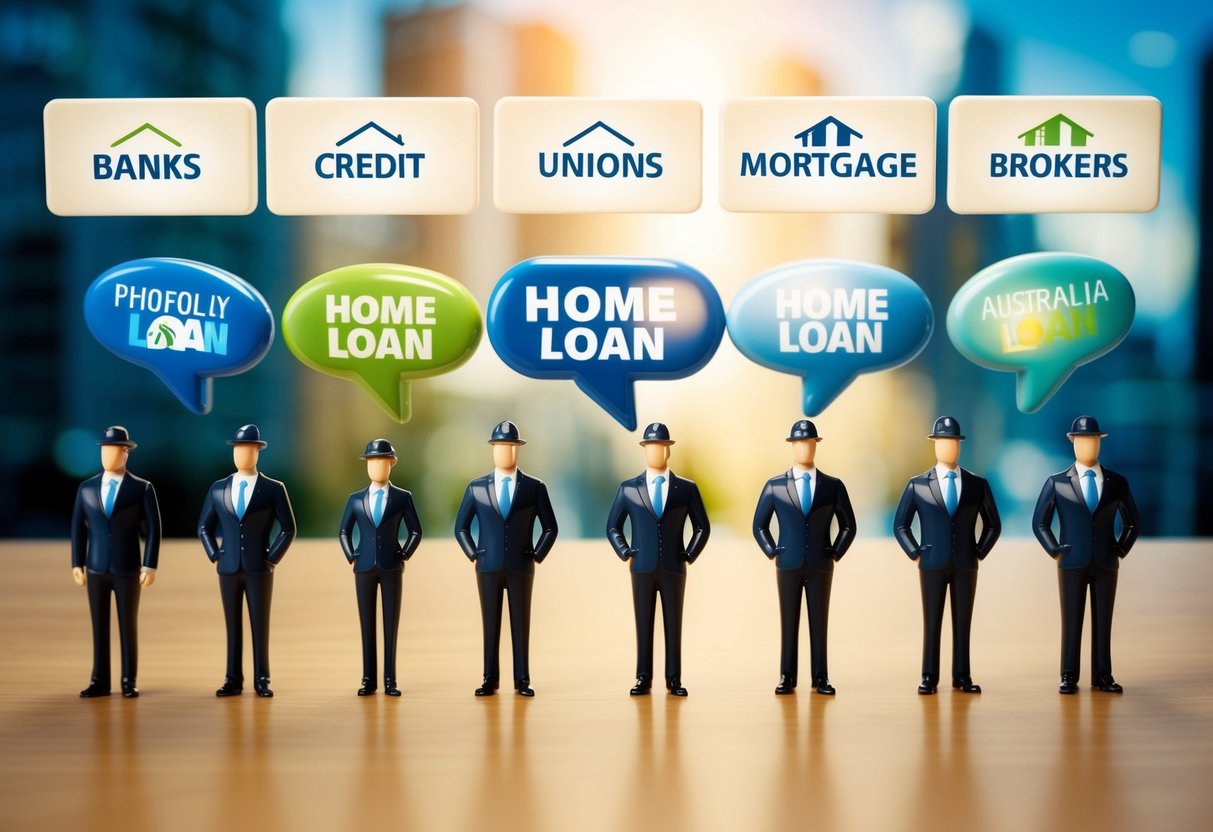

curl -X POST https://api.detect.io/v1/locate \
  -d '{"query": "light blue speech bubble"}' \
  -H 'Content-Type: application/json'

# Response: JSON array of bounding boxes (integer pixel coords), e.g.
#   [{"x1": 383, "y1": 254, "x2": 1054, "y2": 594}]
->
[
  {"x1": 83, "y1": 258, "x2": 274, "y2": 414},
  {"x1": 487, "y1": 257, "x2": 726, "y2": 430},
  {"x1": 727, "y1": 260, "x2": 934, "y2": 414},
  {"x1": 946, "y1": 252, "x2": 1136, "y2": 413}
]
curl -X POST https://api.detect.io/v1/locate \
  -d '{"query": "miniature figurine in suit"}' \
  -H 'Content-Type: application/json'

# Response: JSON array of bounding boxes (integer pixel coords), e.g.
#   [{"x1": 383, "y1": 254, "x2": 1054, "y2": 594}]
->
[
  {"x1": 454, "y1": 422, "x2": 558, "y2": 697},
  {"x1": 339, "y1": 439, "x2": 422, "y2": 697},
  {"x1": 893, "y1": 417, "x2": 1001, "y2": 695},
  {"x1": 607, "y1": 422, "x2": 710, "y2": 697},
  {"x1": 753, "y1": 420, "x2": 856, "y2": 696},
  {"x1": 71, "y1": 426, "x2": 161, "y2": 698},
  {"x1": 1032, "y1": 415, "x2": 1139, "y2": 694},
  {"x1": 198, "y1": 424, "x2": 296, "y2": 698}
]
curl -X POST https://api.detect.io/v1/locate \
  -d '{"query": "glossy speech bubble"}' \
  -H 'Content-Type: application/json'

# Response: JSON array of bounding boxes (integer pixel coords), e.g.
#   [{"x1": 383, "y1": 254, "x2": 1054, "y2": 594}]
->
[
  {"x1": 83, "y1": 258, "x2": 274, "y2": 414},
  {"x1": 946, "y1": 252, "x2": 1136, "y2": 413},
  {"x1": 727, "y1": 260, "x2": 934, "y2": 415},
  {"x1": 281, "y1": 263, "x2": 482, "y2": 422},
  {"x1": 487, "y1": 257, "x2": 726, "y2": 430}
]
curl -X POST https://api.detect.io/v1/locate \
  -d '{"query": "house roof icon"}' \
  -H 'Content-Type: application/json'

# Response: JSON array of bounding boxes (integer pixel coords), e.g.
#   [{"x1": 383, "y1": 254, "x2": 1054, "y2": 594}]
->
[
  {"x1": 336, "y1": 121, "x2": 404, "y2": 147},
  {"x1": 1017, "y1": 113, "x2": 1094, "y2": 147},
  {"x1": 563, "y1": 120, "x2": 635, "y2": 147},
  {"x1": 794, "y1": 116, "x2": 863, "y2": 148}
]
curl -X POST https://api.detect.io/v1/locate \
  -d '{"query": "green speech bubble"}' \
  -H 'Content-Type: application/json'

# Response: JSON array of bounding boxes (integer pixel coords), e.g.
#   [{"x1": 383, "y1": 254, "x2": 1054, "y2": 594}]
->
[
  {"x1": 282, "y1": 263, "x2": 482, "y2": 422},
  {"x1": 946, "y1": 252, "x2": 1135, "y2": 413}
]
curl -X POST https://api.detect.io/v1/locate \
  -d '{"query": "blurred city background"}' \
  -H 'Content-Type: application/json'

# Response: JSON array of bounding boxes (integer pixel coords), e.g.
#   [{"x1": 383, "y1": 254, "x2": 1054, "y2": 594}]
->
[{"x1": 2, "y1": 0, "x2": 1210, "y2": 540}]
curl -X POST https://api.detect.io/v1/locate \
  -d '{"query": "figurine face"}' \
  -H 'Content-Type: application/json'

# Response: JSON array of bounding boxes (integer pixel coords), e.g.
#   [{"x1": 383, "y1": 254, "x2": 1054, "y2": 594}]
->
[
  {"x1": 367, "y1": 456, "x2": 396, "y2": 484},
  {"x1": 493, "y1": 443, "x2": 518, "y2": 470},
  {"x1": 100, "y1": 445, "x2": 129, "y2": 474},
  {"x1": 1071, "y1": 435, "x2": 1100, "y2": 467},
  {"x1": 232, "y1": 443, "x2": 260, "y2": 473},
  {"x1": 791, "y1": 438, "x2": 818, "y2": 467},
  {"x1": 933, "y1": 438, "x2": 960, "y2": 467},
  {"x1": 644, "y1": 443, "x2": 671, "y2": 470}
]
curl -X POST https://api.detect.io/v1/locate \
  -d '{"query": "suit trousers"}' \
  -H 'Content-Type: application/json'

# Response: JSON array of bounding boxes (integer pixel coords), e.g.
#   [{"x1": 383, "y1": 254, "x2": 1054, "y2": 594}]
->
[
  {"x1": 86, "y1": 571, "x2": 140, "y2": 686},
  {"x1": 477, "y1": 571, "x2": 534, "y2": 684},
  {"x1": 355, "y1": 568, "x2": 403, "y2": 685},
  {"x1": 777, "y1": 566, "x2": 833, "y2": 684},
  {"x1": 919, "y1": 565, "x2": 978, "y2": 684},
  {"x1": 631, "y1": 570, "x2": 687, "y2": 682},
  {"x1": 218, "y1": 572, "x2": 273, "y2": 684},
  {"x1": 1058, "y1": 564, "x2": 1118, "y2": 680}
]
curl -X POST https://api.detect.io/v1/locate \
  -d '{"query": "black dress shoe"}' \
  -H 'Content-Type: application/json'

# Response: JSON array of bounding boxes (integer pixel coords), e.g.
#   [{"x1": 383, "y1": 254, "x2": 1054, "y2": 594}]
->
[
  {"x1": 1058, "y1": 674, "x2": 1079, "y2": 695},
  {"x1": 515, "y1": 680, "x2": 535, "y2": 697},
  {"x1": 357, "y1": 679, "x2": 376, "y2": 696},
  {"x1": 121, "y1": 679, "x2": 139, "y2": 698},
  {"x1": 215, "y1": 680, "x2": 243, "y2": 697},
  {"x1": 630, "y1": 676, "x2": 652, "y2": 696},
  {"x1": 384, "y1": 680, "x2": 401, "y2": 697},
  {"x1": 254, "y1": 678, "x2": 274, "y2": 698},
  {"x1": 666, "y1": 678, "x2": 688, "y2": 697},
  {"x1": 813, "y1": 678, "x2": 836, "y2": 696},
  {"x1": 952, "y1": 677, "x2": 982, "y2": 694},
  {"x1": 475, "y1": 678, "x2": 499, "y2": 696},
  {"x1": 80, "y1": 682, "x2": 111, "y2": 698},
  {"x1": 774, "y1": 675, "x2": 796, "y2": 695},
  {"x1": 918, "y1": 677, "x2": 938, "y2": 695},
  {"x1": 1092, "y1": 675, "x2": 1123, "y2": 693}
]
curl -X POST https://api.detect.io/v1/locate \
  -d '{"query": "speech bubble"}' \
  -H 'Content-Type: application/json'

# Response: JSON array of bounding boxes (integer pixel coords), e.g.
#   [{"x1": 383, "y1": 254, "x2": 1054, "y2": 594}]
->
[
  {"x1": 727, "y1": 260, "x2": 934, "y2": 415},
  {"x1": 487, "y1": 257, "x2": 726, "y2": 430},
  {"x1": 83, "y1": 257, "x2": 274, "y2": 414},
  {"x1": 946, "y1": 252, "x2": 1136, "y2": 413},
  {"x1": 281, "y1": 263, "x2": 482, "y2": 422}
]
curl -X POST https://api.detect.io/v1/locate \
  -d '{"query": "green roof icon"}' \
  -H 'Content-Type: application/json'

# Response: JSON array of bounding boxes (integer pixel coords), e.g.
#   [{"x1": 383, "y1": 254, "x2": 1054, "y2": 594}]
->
[
  {"x1": 110, "y1": 123, "x2": 182, "y2": 148},
  {"x1": 1017, "y1": 114, "x2": 1094, "y2": 147}
]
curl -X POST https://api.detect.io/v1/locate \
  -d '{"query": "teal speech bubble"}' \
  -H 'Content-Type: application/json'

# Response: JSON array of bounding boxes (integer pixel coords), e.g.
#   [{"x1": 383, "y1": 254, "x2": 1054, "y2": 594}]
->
[
  {"x1": 281, "y1": 263, "x2": 482, "y2": 422},
  {"x1": 946, "y1": 253, "x2": 1136, "y2": 413}
]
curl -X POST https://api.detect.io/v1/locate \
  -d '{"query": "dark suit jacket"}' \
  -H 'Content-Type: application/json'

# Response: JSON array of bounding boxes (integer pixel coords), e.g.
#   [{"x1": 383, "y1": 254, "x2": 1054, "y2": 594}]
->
[
  {"x1": 339, "y1": 483, "x2": 422, "y2": 572},
  {"x1": 607, "y1": 471, "x2": 710, "y2": 575},
  {"x1": 198, "y1": 474, "x2": 296, "y2": 576},
  {"x1": 1032, "y1": 464, "x2": 1139, "y2": 570},
  {"x1": 454, "y1": 470, "x2": 558, "y2": 575},
  {"x1": 71, "y1": 472, "x2": 161, "y2": 576},
  {"x1": 752, "y1": 469, "x2": 856, "y2": 572},
  {"x1": 893, "y1": 467, "x2": 1001, "y2": 571}
]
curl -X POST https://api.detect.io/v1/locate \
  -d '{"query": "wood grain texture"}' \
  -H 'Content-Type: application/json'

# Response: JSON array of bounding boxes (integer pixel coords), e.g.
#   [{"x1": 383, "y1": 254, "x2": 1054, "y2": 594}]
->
[{"x1": 1, "y1": 538, "x2": 1210, "y2": 831}]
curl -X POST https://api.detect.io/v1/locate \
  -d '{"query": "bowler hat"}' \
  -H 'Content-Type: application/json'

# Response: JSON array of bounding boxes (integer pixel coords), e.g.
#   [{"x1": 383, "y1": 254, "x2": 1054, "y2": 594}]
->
[
  {"x1": 227, "y1": 424, "x2": 268, "y2": 448},
  {"x1": 98, "y1": 426, "x2": 137, "y2": 448},
  {"x1": 639, "y1": 422, "x2": 675, "y2": 445},
  {"x1": 1067, "y1": 415, "x2": 1107, "y2": 438},
  {"x1": 786, "y1": 419, "x2": 822, "y2": 442},
  {"x1": 360, "y1": 438, "x2": 397, "y2": 459},
  {"x1": 928, "y1": 416, "x2": 966, "y2": 440},
  {"x1": 488, "y1": 421, "x2": 526, "y2": 445}
]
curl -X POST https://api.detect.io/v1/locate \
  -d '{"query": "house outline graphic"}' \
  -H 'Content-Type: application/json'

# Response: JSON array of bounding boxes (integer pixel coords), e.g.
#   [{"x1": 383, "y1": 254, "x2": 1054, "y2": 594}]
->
[
  {"x1": 110, "y1": 123, "x2": 183, "y2": 148},
  {"x1": 562, "y1": 121, "x2": 636, "y2": 147},
  {"x1": 1017, "y1": 114, "x2": 1094, "y2": 147},
  {"x1": 794, "y1": 116, "x2": 864, "y2": 148},
  {"x1": 335, "y1": 121, "x2": 405, "y2": 147}
]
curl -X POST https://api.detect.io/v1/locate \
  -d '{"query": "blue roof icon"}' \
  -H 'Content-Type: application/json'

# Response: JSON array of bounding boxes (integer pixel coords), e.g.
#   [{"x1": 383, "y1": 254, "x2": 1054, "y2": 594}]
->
[{"x1": 794, "y1": 116, "x2": 863, "y2": 148}]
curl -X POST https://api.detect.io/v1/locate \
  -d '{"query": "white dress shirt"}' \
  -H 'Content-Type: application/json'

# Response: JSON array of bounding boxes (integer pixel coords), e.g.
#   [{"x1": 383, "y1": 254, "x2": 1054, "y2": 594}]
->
[
  {"x1": 231, "y1": 472, "x2": 259, "y2": 515},
  {"x1": 791, "y1": 465, "x2": 817, "y2": 510},
  {"x1": 1075, "y1": 461, "x2": 1104, "y2": 501},
  {"x1": 646, "y1": 468, "x2": 671, "y2": 511},
  {"x1": 366, "y1": 483, "x2": 389, "y2": 525},
  {"x1": 494, "y1": 468, "x2": 517, "y2": 512},
  {"x1": 935, "y1": 463, "x2": 962, "y2": 501}
]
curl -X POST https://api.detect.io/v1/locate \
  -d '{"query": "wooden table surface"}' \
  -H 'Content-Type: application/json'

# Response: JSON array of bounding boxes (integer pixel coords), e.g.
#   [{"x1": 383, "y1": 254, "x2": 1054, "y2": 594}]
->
[{"x1": 1, "y1": 538, "x2": 1210, "y2": 832}]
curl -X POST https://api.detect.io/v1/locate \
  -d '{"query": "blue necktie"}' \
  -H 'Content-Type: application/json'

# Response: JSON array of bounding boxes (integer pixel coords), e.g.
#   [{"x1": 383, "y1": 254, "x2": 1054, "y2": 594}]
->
[
  {"x1": 652, "y1": 475, "x2": 665, "y2": 519},
  {"x1": 104, "y1": 479, "x2": 118, "y2": 517},
  {"x1": 499, "y1": 476, "x2": 512, "y2": 518},
  {"x1": 1083, "y1": 470, "x2": 1098, "y2": 512},
  {"x1": 800, "y1": 473, "x2": 812, "y2": 514},
  {"x1": 944, "y1": 470, "x2": 958, "y2": 517},
  {"x1": 372, "y1": 488, "x2": 384, "y2": 526},
  {"x1": 235, "y1": 480, "x2": 248, "y2": 519}
]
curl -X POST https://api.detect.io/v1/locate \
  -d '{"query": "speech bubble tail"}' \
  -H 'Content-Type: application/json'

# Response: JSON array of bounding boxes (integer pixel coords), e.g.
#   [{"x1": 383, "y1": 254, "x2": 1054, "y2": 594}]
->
[
  {"x1": 800, "y1": 371, "x2": 855, "y2": 417},
  {"x1": 358, "y1": 372, "x2": 413, "y2": 423},
  {"x1": 156, "y1": 368, "x2": 213, "y2": 415},
  {"x1": 575, "y1": 376, "x2": 637, "y2": 431},
  {"x1": 1015, "y1": 367, "x2": 1074, "y2": 414}
]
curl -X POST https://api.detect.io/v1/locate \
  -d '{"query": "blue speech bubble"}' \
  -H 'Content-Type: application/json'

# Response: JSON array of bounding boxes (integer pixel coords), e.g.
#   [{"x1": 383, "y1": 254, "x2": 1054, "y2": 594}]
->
[
  {"x1": 487, "y1": 257, "x2": 726, "y2": 430},
  {"x1": 727, "y1": 260, "x2": 934, "y2": 414},
  {"x1": 83, "y1": 258, "x2": 275, "y2": 414}
]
